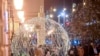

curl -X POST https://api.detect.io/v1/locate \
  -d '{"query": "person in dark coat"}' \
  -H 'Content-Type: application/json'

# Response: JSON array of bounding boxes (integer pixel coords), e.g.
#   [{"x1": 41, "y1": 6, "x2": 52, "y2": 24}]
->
[
  {"x1": 83, "y1": 44, "x2": 89, "y2": 56},
  {"x1": 29, "y1": 48, "x2": 34, "y2": 56},
  {"x1": 68, "y1": 46, "x2": 78, "y2": 56},
  {"x1": 88, "y1": 43, "x2": 95, "y2": 56}
]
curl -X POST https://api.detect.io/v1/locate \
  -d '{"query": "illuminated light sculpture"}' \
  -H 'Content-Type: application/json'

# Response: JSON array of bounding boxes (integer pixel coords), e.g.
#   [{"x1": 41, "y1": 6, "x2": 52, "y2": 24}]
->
[{"x1": 11, "y1": 17, "x2": 70, "y2": 56}]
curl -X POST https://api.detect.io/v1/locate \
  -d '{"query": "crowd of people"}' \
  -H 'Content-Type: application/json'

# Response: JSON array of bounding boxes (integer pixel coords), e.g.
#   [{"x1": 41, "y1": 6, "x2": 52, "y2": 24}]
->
[
  {"x1": 29, "y1": 45, "x2": 66, "y2": 56},
  {"x1": 68, "y1": 42, "x2": 100, "y2": 56},
  {"x1": 13, "y1": 39, "x2": 98, "y2": 56},
  {"x1": 28, "y1": 41, "x2": 100, "y2": 56},
  {"x1": 11, "y1": 39, "x2": 100, "y2": 56}
]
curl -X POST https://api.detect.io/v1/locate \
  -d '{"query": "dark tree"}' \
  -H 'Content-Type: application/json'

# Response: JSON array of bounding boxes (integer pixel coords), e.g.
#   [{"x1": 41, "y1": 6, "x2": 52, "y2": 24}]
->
[{"x1": 70, "y1": 0, "x2": 100, "y2": 39}]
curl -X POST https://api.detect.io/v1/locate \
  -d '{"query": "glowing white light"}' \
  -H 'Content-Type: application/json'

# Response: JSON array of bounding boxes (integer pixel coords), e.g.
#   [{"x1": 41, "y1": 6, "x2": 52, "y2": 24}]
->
[
  {"x1": 72, "y1": 9, "x2": 76, "y2": 12},
  {"x1": 24, "y1": 24, "x2": 35, "y2": 32},
  {"x1": 60, "y1": 12, "x2": 66, "y2": 16},
  {"x1": 47, "y1": 28, "x2": 55, "y2": 35},
  {"x1": 20, "y1": 19, "x2": 25, "y2": 23},
  {"x1": 83, "y1": 2, "x2": 86, "y2": 5},
  {"x1": 17, "y1": 11, "x2": 25, "y2": 23},
  {"x1": 63, "y1": 8, "x2": 66, "y2": 11},
  {"x1": 72, "y1": 3, "x2": 76, "y2": 8},
  {"x1": 29, "y1": 34, "x2": 31, "y2": 37},
  {"x1": 50, "y1": 14, "x2": 53, "y2": 18},
  {"x1": 24, "y1": 24, "x2": 29, "y2": 30},
  {"x1": 30, "y1": 25, "x2": 35, "y2": 32},
  {"x1": 53, "y1": 8, "x2": 57, "y2": 12},
  {"x1": 13, "y1": 0, "x2": 23, "y2": 10},
  {"x1": 65, "y1": 14, "x2": 69, "y2": 18}
]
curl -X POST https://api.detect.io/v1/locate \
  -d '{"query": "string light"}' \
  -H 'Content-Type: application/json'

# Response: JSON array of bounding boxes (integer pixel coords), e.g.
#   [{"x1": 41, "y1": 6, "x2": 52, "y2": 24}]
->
[
  {"x1": 72, "y1": 8, "x2": 76, "y2": 12},
  {"x1": 50, "y1": 14, "x2": 54, "y2": 18},
  {"x1": 63, "y1": 8, "x2": 66, "y2": 11},
  {"x1": 83, "y1": 2, "x2": 86, "y2": 5},
  {"x1": 53, "y1": 8, "x2": 57, "y2": 12}
]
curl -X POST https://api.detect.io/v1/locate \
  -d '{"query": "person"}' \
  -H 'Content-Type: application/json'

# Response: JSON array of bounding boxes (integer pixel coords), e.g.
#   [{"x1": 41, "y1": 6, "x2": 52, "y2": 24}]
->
[
  {"x1": 68, "y1": 46, "x2": 78, "y2": 56},
  {"x1": 29, "y1": 48, "x2": 34, "y2": 56},
  {"x1": 34, "y1": 45, "x2": 44, "y2": 56},
  {"x1": 77, "y1": 44, "x2": 84, "y2": 56},
  {"x1": 11, "y1": 53, "x2": 13, "y2": 56},
  {"x1": 88, "y1": 42, "x2": 95, "y2": 56},
  {"x1": 51, "y1": 47, "x2": 59, "y2": 56},
  {"x1": 93, "y1": 44, "x2": 98, "y2": 56},
  {"x1": 44, "y1": 46, "x2": 50, "y2": 56},
  {"x1": 46, "y1": 51, "x2": 51, "y2": 56},
  {"x1": 83, "y1": 44, "x2": 89, "y2": 56},
  {"x1": 59, "y1": 48, "x2": 65, "y2": 56},
  {"x1": 97, "y1": 44, "x2": 100, "y2": 56}
]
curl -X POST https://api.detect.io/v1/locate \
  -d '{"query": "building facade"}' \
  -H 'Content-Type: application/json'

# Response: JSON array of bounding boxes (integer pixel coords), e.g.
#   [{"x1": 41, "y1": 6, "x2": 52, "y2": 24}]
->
[
  {"x1": 0, "y1": 0, "x2": 10, "y2": 56},
  {"x1": 0, "y1": 0, "x2": 44, "y2": 56}
]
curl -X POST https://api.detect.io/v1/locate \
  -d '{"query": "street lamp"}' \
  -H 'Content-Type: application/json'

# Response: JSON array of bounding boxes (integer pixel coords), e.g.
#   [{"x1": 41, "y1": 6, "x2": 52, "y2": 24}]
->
[
  {"x1": 13, "y1": 0, "x2": 24, "y2": 10},
  {"x1": 60, "y1": 11, "x2": 66, "y2": 16},
  {"x1": 59, "y1": 11, "x2": 68, "y2": 27}
]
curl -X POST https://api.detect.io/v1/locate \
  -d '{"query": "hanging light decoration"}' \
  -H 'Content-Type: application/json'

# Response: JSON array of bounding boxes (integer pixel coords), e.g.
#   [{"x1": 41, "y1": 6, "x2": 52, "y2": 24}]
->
[
  {"x1": 53, "y1": 8, "x2": 57, "y2": 12},
  {"x1": 13, "y1": 0, "x2": 24, "y2": 10},
  {"x1": 83, "y1": 2, "x2": 86, "y2": 5},
  {"x1": 17, "y1": 11, "x2": 25, "y2": 23},
  {"x1": 63, "y1": 8, "x2": 66, "y2": 11},
  {"x1": 49, "y1": 14, "x2": 54, "y2": 18}
]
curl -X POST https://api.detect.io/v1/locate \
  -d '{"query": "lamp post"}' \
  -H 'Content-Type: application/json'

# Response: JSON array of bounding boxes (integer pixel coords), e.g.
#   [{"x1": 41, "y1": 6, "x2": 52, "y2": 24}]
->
[
  {"x1": 47, "y1": 7, "x2": 69, "y2": 27},
  {"x1": 57, "y1": 15, "x2": 60, "y2": 24},
  {"x1": 57, "y1": 9, "x2": 69, "y2": 27}
]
